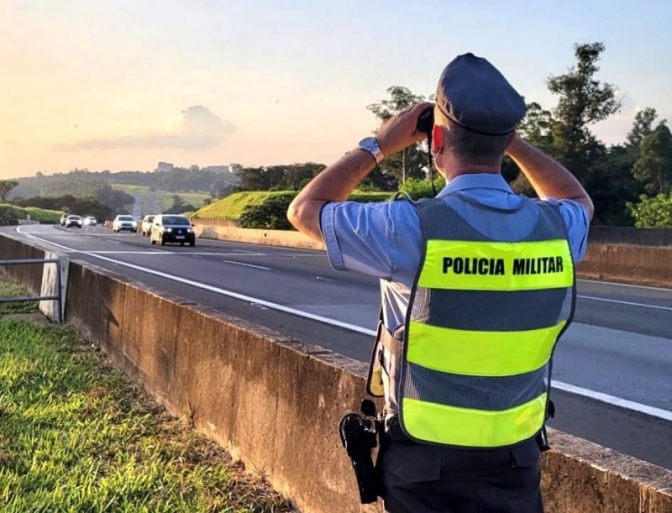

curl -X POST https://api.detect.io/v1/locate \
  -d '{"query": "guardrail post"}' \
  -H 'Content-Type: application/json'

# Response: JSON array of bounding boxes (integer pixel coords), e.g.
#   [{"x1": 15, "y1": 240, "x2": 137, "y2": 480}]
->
[{"x1": 39, "y1": 252, "x2": 69, "y2": 323}]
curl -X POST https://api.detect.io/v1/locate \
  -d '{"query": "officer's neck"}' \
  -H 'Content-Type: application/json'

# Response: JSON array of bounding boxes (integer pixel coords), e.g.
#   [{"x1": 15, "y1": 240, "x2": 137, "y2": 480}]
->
[
  {"x1": 439, "y1": 154, "x2": 502, "y2": 181},
  {"x1": 441, "y1": 164, "x2": 501, "y2": 182}
]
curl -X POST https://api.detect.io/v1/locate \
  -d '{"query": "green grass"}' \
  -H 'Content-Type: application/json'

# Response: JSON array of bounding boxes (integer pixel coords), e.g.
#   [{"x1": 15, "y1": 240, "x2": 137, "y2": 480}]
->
[
  {"x1": 111, "y1": 184, "x2": 211, "y2": 214},
  {"x1": 0, "y1": 204, "x2": 61, "y2": 224},
  {"x1": 192, "y1": 192, "x2": 292, "y2": 221},
  {"x1": 0, "y1": 310, "x2": 293, "y2": 512},
  {"x1": 192, "y1": 190, "x2": 393, "y2": 221},
  {"x1": 0, "y1": 280, "x2": 39, "y2": 315}
]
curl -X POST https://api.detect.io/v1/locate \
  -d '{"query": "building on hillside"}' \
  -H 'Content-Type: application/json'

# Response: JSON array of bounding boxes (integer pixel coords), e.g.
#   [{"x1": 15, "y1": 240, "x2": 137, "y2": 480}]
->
[
  {"x1": 155, "y1": 162, "x2": 174, "y2": 173},
  {"x1": 205, "y1": 165, "x2": 230, "y2": 174}
]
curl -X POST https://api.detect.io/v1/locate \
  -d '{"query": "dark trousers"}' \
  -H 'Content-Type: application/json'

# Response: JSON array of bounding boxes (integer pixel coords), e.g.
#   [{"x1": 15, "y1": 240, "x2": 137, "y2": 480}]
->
[{"x1": 377, "y1": 435, "x2": 544, "y2": 513}]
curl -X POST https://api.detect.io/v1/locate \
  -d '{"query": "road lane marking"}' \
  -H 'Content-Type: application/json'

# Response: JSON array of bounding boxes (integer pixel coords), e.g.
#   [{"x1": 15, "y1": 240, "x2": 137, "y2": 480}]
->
[
  {"x1": 578, "y1": 295, "x2": 672, "y2": 312},
  {"x1": 578, "y1": 278, "x2": 672, "y2": 292},
  {"x1": 552, "y1": 382, "x2": 672, "y2": 422},
  {"x1": 221, "y1": 260, "x2": 270, "y2": 271},
  {"x1": 13, "y1": 226, "x2": 672, "y2": 422}
]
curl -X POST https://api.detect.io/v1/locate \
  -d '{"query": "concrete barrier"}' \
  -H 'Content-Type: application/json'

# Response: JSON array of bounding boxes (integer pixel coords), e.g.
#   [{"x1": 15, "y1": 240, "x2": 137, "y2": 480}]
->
[
  {"x1": 193, "y1": 224, "x2": 672, "y2": 288},
  {"x1": 589, "y1": 226, "x2": 672, "y2": 247},
  {"x1": 579, "y1": 244, "x2": 672, "y2": 287},
  {"x1": 2, "y1": 231, "x2": 672, "y2": 512},
  {"x1": 0, "y1": 234, "x2": 47, "y2": 293},
  {"x1": 194, "y1": 224, "x2": 326, "y2": 252}
]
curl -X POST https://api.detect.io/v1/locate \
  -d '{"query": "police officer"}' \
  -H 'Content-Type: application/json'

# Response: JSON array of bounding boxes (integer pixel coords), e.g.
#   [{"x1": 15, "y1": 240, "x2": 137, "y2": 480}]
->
[{"x1": 287, "y1": 53, "x2": 593, "y2": 513}]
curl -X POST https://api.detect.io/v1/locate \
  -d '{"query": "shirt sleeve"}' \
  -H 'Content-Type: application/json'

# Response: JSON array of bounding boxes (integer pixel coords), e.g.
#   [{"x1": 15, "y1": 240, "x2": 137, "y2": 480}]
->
[
  {"x1": 319, "y1": 200, "x2": 418, "y2": 280},
  {"x1": 540, "y1": 197, "x2": 591, "y2": 262}
]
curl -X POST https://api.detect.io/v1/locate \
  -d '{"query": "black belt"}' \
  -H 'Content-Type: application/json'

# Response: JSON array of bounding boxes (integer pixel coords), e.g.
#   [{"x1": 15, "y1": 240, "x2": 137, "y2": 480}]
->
[
  {"x1": 383, "y1": 415, "x2": 549, "y2": 452},
  {"x1": 383, "y1": 416, "x2": 411, "y2": 442}
]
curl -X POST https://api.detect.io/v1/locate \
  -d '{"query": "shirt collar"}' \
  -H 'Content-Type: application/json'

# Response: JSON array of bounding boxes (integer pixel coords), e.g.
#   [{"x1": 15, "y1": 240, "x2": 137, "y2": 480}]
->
[{"x1": 436, "y1": 173, "x2": 514, "y2": 198}]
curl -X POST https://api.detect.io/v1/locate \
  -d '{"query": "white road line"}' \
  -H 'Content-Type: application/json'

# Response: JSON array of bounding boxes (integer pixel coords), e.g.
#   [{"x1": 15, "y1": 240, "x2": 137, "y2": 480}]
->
[
  {"x1": 578, "y1": 278, "x2": 672, "y2": 292},
  {"x1": 578, "y1": 295, "x2": 672, "y2": 312},
  {"x1": 12, "y1": 226, "x2": 672, "y2": 422},
  {"x1": 221, "y1": 260, "x2": 271, "y2": 271},
  {"x1": 552, "y1": 382, "x2": 672, "y2": 422}
]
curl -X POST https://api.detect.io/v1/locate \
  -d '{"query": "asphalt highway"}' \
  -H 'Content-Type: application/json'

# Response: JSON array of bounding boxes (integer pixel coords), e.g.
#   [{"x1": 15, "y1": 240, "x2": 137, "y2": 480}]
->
[{"x1": 5, "y1": 224, "x2": 672, "y2": 470}]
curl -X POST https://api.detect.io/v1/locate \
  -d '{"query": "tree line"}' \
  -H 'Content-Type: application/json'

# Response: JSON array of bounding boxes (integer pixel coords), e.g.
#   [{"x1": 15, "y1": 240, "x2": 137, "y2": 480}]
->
[{"x1": 9, "y1": 166, "x2": 239, "y2": 201}]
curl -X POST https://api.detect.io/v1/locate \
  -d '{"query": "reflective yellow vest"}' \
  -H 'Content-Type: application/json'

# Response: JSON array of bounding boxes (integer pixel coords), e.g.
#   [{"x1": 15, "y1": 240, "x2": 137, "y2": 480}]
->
[{"x1": 395, "y1": 195, "x2": 576, "y2": 448}]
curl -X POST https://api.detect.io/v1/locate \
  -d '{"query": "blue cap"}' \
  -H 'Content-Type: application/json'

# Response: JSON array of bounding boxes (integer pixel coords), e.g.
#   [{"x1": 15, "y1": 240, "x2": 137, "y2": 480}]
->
[{"x1": 435, "y1": 53, "x2": 526, "y2": 135}]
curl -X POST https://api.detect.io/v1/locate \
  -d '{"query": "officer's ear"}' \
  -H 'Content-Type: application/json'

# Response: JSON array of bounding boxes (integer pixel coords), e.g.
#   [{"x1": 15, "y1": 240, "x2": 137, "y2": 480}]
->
[{"x1": 431, "y1": 125, "x2": 444, "y2": 156}]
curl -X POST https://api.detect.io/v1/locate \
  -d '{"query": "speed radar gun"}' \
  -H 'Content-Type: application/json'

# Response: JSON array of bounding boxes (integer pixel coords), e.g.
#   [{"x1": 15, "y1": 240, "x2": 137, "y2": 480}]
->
[{"x1": 338, "y1": 399, "x2": 382, "y2": 504}]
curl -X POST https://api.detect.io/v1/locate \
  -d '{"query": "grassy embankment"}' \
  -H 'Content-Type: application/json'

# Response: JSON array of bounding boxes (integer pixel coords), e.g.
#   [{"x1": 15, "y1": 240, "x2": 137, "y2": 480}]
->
[
  {"x1": 192, "y1": 190, "x2": 392, "y2": 222},
  {"x1": 0, "y1": 204, "x2": 61, "y2": 224},
  {"x1": 111, "y1": 184, "x2": 211, "y2": 215},
  {"x1": 0, "y1": 279, "x2": 293, "y2": 512}
]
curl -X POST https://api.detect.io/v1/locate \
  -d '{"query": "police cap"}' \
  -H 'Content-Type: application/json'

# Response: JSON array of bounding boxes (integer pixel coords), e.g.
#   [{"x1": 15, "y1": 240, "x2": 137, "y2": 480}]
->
[{"x1": 434, "y1": 53, "x2": 527, "y2": 135}]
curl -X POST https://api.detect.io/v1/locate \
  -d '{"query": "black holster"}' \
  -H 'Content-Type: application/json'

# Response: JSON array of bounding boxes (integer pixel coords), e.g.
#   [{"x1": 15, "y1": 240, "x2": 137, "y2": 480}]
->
[
  {"x1": 339, "y1": 412, "x2": 382, "y2": 504},
  {"x1": 536, "y1": 399, "x2": 556, "y2": 452}
]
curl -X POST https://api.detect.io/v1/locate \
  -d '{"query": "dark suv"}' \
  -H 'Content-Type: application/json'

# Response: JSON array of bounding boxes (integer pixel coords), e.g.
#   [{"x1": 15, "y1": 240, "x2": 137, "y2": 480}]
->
[{"x1": 149, "y1": 215, "x2": 195, "y2": 246}]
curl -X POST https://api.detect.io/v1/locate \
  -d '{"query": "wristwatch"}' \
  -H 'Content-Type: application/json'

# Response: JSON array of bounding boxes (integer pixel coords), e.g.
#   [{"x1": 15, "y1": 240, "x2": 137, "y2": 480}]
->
[{"x1": 358, "y1": 137, "x2": 384, "y2": 164}]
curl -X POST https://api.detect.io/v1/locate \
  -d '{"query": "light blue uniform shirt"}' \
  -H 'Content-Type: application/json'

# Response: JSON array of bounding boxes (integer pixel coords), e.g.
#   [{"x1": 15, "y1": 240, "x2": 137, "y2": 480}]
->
[{"x1": 320, "y1": 173, "x2": 590, "y2": 332}]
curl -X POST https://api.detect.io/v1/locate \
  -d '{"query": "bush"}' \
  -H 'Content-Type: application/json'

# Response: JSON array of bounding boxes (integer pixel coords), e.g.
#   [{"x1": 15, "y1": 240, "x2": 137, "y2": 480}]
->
[
  {"x1": 0, "y1": 206, "x2": 19, "y2": 225},
  {"x1": 398, "y1": 177, "x2": 446, "y2": 200},
  {"x1": 627, "y1": 193, "x2": 672, "y2": 228},
  {"x1": 239, "y1": 194, "x2": 296, "y2": 230}
]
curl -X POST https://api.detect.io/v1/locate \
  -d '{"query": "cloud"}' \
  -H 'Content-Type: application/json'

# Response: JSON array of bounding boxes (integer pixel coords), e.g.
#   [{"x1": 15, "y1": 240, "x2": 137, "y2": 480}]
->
[{"x1": 54, "y1": 105, "x2": 236, "y2": 152}]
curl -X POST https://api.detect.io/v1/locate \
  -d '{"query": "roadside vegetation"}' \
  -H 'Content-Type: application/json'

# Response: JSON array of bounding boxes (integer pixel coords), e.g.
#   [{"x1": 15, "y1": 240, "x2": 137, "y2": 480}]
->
[
  {"x1": 190, "y1": 183, "x2": 438, "y2": 229},
  {"x1": 0, "y1": 279, "x2": 40, "y2": 314},
  {"x1": 0, "y1": 203, "x2": 61, "y2": 225},
  {"x1": 0, "y1": 280, "x2": 293, "y2": 512}
]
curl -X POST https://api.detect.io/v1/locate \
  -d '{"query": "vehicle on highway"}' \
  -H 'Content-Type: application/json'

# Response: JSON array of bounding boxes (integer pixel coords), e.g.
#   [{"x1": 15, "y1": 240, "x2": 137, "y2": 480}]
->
[
  {"x1": 59, "y1": 214, "x2": 68, "y2": 226},
  {"x1": 112, "y1": 214, "x2": 137, "y2": 233},
  {"x1": 140, "y1": 215, "x2": 156, "y2": 236},
  {"x1": 83, "y1": 216, "x2": 97, "y2": 226},
  {"x1": 64, "y1": 215, "x2": 82, "y2": 228},
  {"x1": 150, "y1": 214, "x2": 195, "y2": 246}
]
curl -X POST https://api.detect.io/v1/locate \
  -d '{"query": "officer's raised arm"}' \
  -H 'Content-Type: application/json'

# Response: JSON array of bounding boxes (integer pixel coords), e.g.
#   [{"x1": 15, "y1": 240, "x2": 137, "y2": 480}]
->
[
  {"x1": 506, "y1": 134, "x2": 595, "y2": 221},
  {"x1": 286, "y1": 103, "x2": 432, "y2": 242}
]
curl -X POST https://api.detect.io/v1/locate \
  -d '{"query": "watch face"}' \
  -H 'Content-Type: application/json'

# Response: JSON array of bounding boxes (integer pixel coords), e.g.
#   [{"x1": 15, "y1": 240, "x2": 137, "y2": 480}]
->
[{"x1": 359, "y1": 137, "x2": 378, "y2": 151}]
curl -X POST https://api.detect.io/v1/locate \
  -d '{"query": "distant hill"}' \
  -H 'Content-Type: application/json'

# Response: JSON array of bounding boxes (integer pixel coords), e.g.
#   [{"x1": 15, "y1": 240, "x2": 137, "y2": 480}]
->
[{"x1": 9, "y1": 168, "x2": 239, "y2": 201}]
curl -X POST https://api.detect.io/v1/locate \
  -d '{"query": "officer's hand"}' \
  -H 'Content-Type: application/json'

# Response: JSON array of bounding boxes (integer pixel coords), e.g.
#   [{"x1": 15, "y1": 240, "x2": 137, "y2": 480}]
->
[{"x1": 377, "y1": 102, "x2": 434, "y2": 157}]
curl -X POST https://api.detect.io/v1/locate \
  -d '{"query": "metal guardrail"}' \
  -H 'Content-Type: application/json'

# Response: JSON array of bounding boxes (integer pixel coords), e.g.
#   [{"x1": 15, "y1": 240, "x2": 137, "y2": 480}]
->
[{"x1": 0, "y1": 258, "x2": 63, "y2": 323}]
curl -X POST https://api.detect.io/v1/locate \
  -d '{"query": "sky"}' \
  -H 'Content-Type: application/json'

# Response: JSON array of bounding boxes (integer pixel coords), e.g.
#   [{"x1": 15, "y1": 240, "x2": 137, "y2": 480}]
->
[{"x1": 1, "y1": 0, "x2": 671, "y2": 179}]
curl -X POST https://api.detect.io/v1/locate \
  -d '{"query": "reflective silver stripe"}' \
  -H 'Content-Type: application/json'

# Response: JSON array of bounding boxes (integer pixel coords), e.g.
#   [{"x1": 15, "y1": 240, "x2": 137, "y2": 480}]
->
[
  {"x1": 413, "y1": 194, "x2": 569, "y2": 243},
  {"x1": 419, "y1": 287, "x2": 573, "y2": 332},
  {"x1": 404, "y1": 361, "x2": 548, "y2": 411}
]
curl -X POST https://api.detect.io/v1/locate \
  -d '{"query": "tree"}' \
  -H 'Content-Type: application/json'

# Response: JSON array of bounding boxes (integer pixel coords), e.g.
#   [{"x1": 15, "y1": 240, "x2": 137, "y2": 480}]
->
[
  {"x1": 518, "y1": 102, "x2": 556, "y2": 153},
  {"x1": 171, "y1": 194, "x2": 184, "y2": 210},
  {"x1": 367, "y1": 86, "x2": 428, "y2": 184},
  {"x1": 627, "y1": 193, "x2": 672, "y2": 228},
  {"x1": 505, "y1": 102, "x2": 558, "y2": 196},
  {"x1": 626, "y1": 107, "x2": 658, "y2": 161},
  {"x1": 283, "y1": 163, "x2": 325, "y2": 190},
  {"x1": 633, "y1": 122, "x2": 672, "y2": 195},
  {"x1": 548, "y1": 42, "x2": 621, "y2": 167},
  {"x1": 545, "y1": 42, "x2": 622, "y2": 223},
  {"x1": 0, "y1": 180, "x2": 18, "y2": 202}
]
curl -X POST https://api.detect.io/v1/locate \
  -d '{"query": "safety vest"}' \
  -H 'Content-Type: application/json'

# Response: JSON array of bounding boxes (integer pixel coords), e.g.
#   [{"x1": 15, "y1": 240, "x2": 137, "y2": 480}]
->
[{"x1": 370, "y1": 193, "x2": 576, "y2": 449}]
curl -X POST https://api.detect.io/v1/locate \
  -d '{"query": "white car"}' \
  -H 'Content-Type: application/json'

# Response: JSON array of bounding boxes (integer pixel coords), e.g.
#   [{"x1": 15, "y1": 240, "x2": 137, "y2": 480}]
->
[
  {"x1": 64, "y1": 215, "x2": 82, "y2": 228},
  {"x1": 83, "y1": 216, "x2": 97, "y2": 226},
  {"x1": 112, "y1": 215, "x2": 137, "y2": 233}
]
